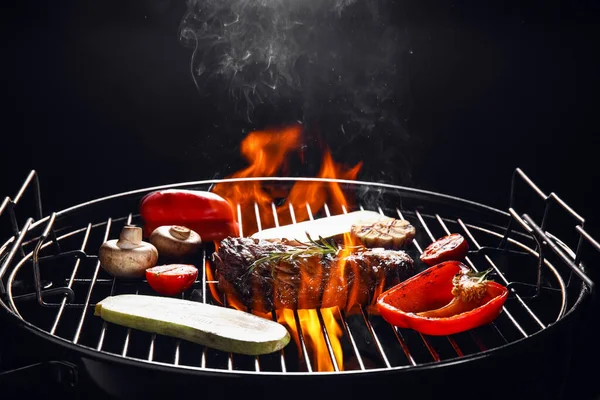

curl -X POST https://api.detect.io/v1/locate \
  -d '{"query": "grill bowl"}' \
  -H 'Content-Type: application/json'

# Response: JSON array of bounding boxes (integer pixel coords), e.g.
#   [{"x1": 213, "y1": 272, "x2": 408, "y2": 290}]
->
[{"x1": 0, "y1": 173, "x2": 594, "y2": 399}]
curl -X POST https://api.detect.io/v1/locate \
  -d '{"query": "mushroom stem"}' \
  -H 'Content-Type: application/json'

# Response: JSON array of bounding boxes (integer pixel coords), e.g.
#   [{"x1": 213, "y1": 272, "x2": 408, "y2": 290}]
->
[
  {"x1": 117, "y1": 225, "x2": 143, "y2": 249},
  {"x1": 170, "y1": 225, "x2": 191, "y2": 240}
]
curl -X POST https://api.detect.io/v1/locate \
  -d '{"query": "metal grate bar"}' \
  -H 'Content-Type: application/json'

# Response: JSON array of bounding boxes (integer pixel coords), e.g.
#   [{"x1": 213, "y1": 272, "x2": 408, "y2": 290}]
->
[
  {"x1": 147, "y1": 336, "x2": 156, "y2": 361},
  {"x1": 286, "y1": 203, "x2": 316, "y2": 371},
  {"x1": 247, "y1": 204, "x2": 264, "y2": 372},
  {"x1": 269, "y1": 205, "x2": 288, "y2": 372},
  {"x1": 252, "y1": 202, "x2": 290, "y2": 372},
  {"x1": 390, "y1": 328, "x2": 417, "y2": 366},
  {"x1": 306, "y1": 202, "x2": 368, "y2": 370},
  {"x1": 305, "y1": 203, "x2": 314, "y2": 220},
  {"x1": 272, "y1": 310, "x2": 287, "y2": 372},
  {"x1": 97, "y1": 214, "x2": 133, "y2": 351},
  {"x1": 73, "y1": 218, "x2": 112, "y2": 344},
  {"x1": 171, "y1": 292, "x2": 186, "y2": 365},
  {"x1": 392, "y1": 208, "x2": 467, "y2": 358},
  {"x1": 196, "y1": 249, "x2": 209, "y2": 367},
  {"x1": 358, "y1": 306, "x2": 392, "y2": 368},
  {"x1": 254, "y1": 202, "x2": 262, "y2": 232},
  {"x1": 293, "y1": 309, "x2": 313, "y2": 372},
  {"x1": 320, "y1": 205, "x2": 367, "y2": 370},
  {"x1": 457, "y1": 219, "x2": 545, "y2": 330},
  {"x1": 316, "y1": 309, "x2": 340, "y2": 371},
  {"x1": 0, "y1": 218, "x2": 33, "y2": 292},
  {"x1": 236, "y1": 204, "x2": 244, "y2": 238},
  {"x1": 335, "y1": 205, "x2": 394, "y2": 368},
  {"x1": 49, "y1": 223, "x2": 92, "y2": 335},
  {"x1": 271, "y1": 202, "x2": 280, "y2": 227},
  {"x1": 121, "y1": 290, "x2": 138, "y2": 356},
  {"x1": 337, "y1": 309, "x2": 366, "y2": 370},
  {"x1": 220, "y1": 296, "x2": 234, "y2": 371}
]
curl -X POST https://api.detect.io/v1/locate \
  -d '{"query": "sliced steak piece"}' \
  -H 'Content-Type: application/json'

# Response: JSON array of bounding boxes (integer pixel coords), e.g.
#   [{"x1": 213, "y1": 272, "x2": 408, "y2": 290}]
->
[{"x1": 212, "y1": 237, "x2": 415, "y2": 313}]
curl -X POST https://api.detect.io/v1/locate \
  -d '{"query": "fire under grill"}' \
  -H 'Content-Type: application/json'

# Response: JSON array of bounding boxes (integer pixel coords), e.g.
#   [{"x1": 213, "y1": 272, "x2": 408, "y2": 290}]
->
[{"x1": 0, "y1": 170, "x2": 596, "y2": 380}]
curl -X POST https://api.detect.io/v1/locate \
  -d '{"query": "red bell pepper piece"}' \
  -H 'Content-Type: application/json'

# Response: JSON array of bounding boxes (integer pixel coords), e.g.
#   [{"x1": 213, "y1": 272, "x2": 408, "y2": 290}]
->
[
  {"x1": 140, "y1": 189, "x2": 239, "y2": 242},
  {"x1": 420, "y1": 233, "x2": 469, "y2": 266},
  {"x1": 376, "y1": 261, "x2": 508, "y2": 336}
]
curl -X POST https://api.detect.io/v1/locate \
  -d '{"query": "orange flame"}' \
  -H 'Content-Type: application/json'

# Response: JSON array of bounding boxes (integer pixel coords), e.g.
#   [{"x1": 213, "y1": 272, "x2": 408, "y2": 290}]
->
[
  {"x1": 212, "y1": 124, "x2": 362, "y2": 236},
  {"x1": 212, "y1": 124, "x2": 364, "y2": 372},
  {"x1": 278, "y1": 308, "x2": 343, "y2": 372}
]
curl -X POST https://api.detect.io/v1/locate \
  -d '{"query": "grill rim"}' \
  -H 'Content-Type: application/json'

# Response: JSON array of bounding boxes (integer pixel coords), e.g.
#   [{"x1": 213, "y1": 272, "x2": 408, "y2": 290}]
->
[
  {"x1": 0, "y1": 290, "x2": 588, "y2": 379},
  {"x1": 0, "y1": 174, "x2": 594, "y2": 377}
]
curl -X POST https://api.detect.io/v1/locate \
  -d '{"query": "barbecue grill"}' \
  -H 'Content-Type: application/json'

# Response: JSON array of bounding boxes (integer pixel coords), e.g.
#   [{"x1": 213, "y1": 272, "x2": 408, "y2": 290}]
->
[{"x1": 0, "y1": 168, "x2": 596, "y2": 400}]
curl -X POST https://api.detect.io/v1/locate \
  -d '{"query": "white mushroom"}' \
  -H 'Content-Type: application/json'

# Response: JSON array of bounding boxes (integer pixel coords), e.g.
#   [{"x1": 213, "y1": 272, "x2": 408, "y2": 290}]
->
[
  {"x1": 149, "y1": 225, "x2": 202, "y2": 259},
  {"x1": 99, "y1": 225, "x2": 158, "y2": 278}
]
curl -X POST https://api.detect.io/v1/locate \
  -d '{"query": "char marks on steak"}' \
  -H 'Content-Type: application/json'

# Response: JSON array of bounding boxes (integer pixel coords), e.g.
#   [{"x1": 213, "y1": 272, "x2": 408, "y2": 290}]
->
[{"x1": 213, "y1": 237, "x2": 415, "y2": 313}]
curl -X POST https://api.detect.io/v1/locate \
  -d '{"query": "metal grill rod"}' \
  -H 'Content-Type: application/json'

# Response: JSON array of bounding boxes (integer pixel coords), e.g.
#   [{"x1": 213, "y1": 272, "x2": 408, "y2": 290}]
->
[
  {"x1": 121, "y1": 288, "x2": 139, "y2": 357},
  {"x1": 323, "y1": 205, "x2": 387, "y2": 368},
  {"x1": 73, "y1": 218, "x2": 112, "y2": 344},
  {"x1": 97, "y1": 214, "x2": 133, "y2": 351},
  {"x1": 49, "y1": 223, "x2": 92, "y2": 335},
  {"x1": 0, "y1": 218, "x2": 33, "y2": 297},
  {"x1": 320, "y1": 205, "x2": 366, "y2": 371},
  {"x1": 305, "y1": 202, "x2": 367, "y2": 371},
  {"x1": 286, "y1": 203, "x2": 313, "y2": 372},
  {"x1": 304, "y1": 203, "x2": 341, "y2": 371}
]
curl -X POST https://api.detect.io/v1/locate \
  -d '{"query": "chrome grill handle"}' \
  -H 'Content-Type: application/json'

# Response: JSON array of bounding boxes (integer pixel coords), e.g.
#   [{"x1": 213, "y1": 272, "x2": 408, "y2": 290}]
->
[
  {"x1": 0, "y1": 170, "x2": 69, "y2": 306},
  {"x1": 505, "y1": 168, "x2": 596, "y2": 297}
]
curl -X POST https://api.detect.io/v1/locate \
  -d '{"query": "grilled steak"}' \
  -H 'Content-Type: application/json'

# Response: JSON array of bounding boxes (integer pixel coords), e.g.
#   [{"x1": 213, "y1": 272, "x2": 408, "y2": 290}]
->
[{"x1": 212, "y1": 237, "x2": 415, "y2": 312}]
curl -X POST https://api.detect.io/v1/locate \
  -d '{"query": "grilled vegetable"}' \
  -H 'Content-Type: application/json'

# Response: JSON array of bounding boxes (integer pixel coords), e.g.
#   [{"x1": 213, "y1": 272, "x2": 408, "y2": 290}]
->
[
  {"x1": 351, "y1": 218, "x2": 416, "y2": 249},
  {"x1": 94, "y1": 294, "x2": 291, "y2": 355},
  {"x1": 376, "y1": 261, "x2": 508, "y2": 336},
  {"x1": 420, "y1": 233, "x2": 469, "y2": 266},
  {"x1": 149, "y1": 225, "x2": 202, "y2": 260},
  {"x1": 146, "y1": 264, "x2": 198, "y2": 296},
  {"x1": 251, "y1": 210, "x2": 393, "y2": 244},
  {"x1": 99, "y1": 225, "x2": 158, "y2": 278},
  {"x1": 140, "y1": 189, "x2": 238, "y2": 242}
]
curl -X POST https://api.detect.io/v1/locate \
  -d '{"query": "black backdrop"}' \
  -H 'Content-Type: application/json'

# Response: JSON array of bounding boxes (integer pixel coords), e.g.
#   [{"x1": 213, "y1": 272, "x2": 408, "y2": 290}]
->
[
  {"x1": 1, "y1": 1, "x2": 598, "y2": 217},
  {"x1": 1, "y1": 0, "x2": 599, "y2": 398}
]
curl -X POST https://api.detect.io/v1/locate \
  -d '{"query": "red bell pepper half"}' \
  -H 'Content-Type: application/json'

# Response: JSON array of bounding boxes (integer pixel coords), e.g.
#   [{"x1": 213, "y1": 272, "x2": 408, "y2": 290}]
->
[
  {"x1": 140, "y1": 189, "x2": 239, "y2": 242},
  {"x1": 376, "y1": 261, "x2": 508, "y2": 336}
]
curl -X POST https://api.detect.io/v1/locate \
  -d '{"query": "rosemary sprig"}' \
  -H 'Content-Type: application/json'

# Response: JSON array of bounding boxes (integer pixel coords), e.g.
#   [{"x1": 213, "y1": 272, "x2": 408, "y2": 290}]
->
[{"x1": 244, "y1": 232, "x2": 344, "y2": 276}]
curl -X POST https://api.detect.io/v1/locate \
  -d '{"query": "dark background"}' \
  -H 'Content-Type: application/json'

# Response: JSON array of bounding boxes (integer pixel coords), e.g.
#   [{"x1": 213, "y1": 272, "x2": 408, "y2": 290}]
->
[
  {"x1": 1, "y1": 1, "x2": 598, "y2": 216},
  {"x1": 1, "y1": 0, "x2": 599, "y2": 398}
]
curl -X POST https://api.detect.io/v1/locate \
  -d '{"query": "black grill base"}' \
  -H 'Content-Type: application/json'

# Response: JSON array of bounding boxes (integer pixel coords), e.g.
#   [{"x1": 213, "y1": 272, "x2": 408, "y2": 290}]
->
[{"x1": 2, "y1": 306, "x2": 598, "y2": 400}]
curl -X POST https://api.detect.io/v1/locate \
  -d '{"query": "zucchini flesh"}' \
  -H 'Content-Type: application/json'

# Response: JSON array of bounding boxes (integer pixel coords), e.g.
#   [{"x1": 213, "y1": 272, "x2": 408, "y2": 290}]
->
[{"x1": 94, "y1": 294, "x2": 290, "y2": 355}]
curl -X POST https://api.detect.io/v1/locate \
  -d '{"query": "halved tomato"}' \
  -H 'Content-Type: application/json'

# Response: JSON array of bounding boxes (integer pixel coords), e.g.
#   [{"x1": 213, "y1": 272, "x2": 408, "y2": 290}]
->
[
  {"x1": 145, "y1": 264, "x2": 198, "y2": 296},
  {"x1": 420, "y1": 233, "x2": 468, "y2": 266}
]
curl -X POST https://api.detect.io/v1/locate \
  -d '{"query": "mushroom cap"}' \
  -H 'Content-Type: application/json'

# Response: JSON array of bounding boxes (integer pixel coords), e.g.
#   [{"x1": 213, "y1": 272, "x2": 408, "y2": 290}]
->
[
  {"x1": 99, "y1": 229, "x2": 158, "y2": 278},
  {"x1": 149, "y1": 225, "x2": 202, "y2": 259}
]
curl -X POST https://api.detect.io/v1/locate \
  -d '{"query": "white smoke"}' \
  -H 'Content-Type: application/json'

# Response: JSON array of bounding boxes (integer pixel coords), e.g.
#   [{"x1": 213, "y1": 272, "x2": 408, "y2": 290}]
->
[{"x1": 178, "y1": 0, "x2": 410, "y2": 138}]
